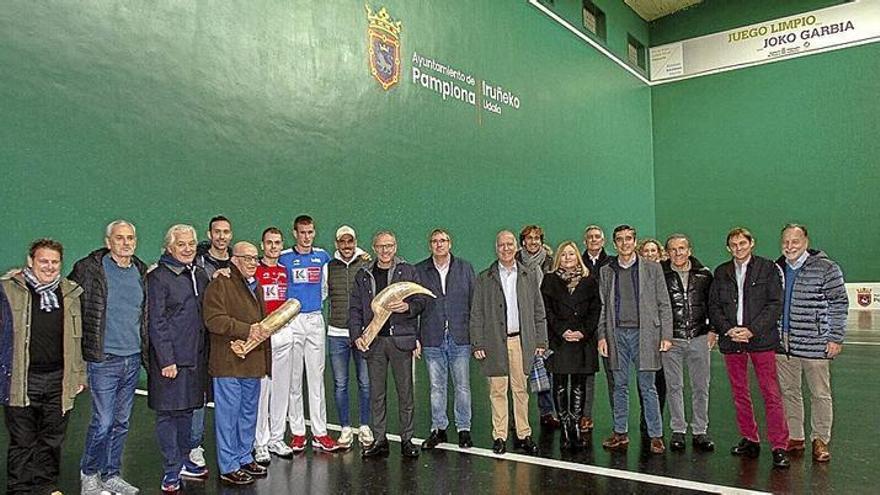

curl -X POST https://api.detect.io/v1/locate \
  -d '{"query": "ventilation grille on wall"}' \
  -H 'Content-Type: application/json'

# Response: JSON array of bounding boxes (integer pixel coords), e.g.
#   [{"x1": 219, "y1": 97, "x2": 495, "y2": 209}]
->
[{"x1": 624, "y1": 0, "x2": 703, "y2": 21}]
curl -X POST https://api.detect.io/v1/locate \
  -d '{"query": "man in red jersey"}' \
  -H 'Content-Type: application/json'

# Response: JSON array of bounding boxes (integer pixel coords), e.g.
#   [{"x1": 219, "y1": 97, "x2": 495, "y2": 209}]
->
[{"x1": 252, "y1": 227, "x2": 289, "y2": 463}]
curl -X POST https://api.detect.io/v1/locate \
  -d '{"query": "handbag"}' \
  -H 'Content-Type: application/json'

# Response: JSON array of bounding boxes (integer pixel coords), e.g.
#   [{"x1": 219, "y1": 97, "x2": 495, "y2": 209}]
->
[{"x1": 528, "y1": 349, "x2": 553, "y2": 393}]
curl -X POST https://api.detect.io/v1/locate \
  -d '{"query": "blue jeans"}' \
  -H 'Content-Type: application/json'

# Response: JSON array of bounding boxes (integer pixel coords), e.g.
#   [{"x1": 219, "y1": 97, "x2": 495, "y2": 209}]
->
[
  {"x1": 612, "y1": 328, "x2": 662, "y2": 438},
  {"x1": 328, "y1": 336, "x2": 370, "y2": 427},
  {"x1": 423, "y1": 332, "x2": 472, "y2": 431},
  {"x1": 80, "y1": 354, "x2": 141, "y2": 478},
  {"x1": 213, "y1": 378, "x2": 259, "y2": 475}
]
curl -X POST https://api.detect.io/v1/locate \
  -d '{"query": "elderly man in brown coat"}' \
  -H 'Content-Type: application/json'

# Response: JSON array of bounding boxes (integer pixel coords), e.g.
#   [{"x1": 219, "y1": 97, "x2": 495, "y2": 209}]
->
[
  {"x1": 470, "y1": 230, "x2": 548, "y2": 456},
  {"x1": 203, "y1": 241, "x2": 272, "y2": 486}
]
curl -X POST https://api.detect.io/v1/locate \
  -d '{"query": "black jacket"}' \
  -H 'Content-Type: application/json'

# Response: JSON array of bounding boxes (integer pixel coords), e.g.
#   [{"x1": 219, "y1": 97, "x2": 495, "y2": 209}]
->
[
  {"x1": 69, "y1": 248, "x2": 149, "y2": 363},
  {"x1": 349, "y1": 258, "x2": 426, "y2": 352},
  {"x1": 708, "y1": 256, "x2": 783, "y2": 354},
  {"x1": 416, "y1": 254, "x2": 475, "y2": 348},
  {"x1": 582, "y1": 248, "x2": 611, "y2": 280},
  {"x1": 540, "y1": 272, "x2": 601, "y2": 374},
  {"x1": 661, "y1": 257, "x2": 713, "y2": 340}
]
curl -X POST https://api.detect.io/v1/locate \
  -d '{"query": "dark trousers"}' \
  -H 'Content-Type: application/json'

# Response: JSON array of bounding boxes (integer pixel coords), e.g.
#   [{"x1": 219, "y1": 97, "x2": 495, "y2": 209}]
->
[
  {"x1": 4, "y1": 369, "x2": 69, "y2": 495},
  {"x1": 156, "y1": 409, "x2": 194, "y2": 478},
  {"x1": 366, "y1": 336, "x2": 414, "y2": 442}
]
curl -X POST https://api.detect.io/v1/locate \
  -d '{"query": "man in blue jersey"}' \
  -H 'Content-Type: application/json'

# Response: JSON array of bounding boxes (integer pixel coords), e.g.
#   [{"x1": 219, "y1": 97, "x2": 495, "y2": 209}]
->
[{"x1": 275, "y1": 215, "x2": 341, "y2": 452}]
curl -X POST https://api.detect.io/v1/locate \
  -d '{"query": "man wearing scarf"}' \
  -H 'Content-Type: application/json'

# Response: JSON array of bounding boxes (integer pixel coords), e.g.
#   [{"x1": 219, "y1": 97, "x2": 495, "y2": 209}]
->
[
  {"x1": 1, "y1": 238, "x2": 87, "y2": 495},
  {"x1": 515, "y1": 224, "x2": 557, "y2": 428},
  {"x1": 146, "y1": 225, "x2": 210, "y2": 492}
]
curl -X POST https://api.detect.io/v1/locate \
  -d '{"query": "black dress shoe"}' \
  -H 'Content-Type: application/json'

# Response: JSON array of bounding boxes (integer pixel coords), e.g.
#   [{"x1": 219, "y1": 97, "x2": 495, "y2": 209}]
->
[
  {"x1": 693, "y1": 434, "x2": 715, "y2": 452},
  {"x1": 220, "y1": 469, "x2": 255, "y2": 486},
  {"x1": 240, "y1": 461, "x2": 267, "y2": 477},
  {"x1": 772, "y1": 448, "x2": 791, "y2": 468},
  {"x1": 458, "y1": 430, "x2": 473, "y2": 448},
  {"x1": 514, "y1": 436, "x2": 538, "y2": 455},
  {"x1": 401, "y1": 440, "x2": 420, "y2": 458},
  {"x1": 492, "y1": 438, "x2": 506, "y2": 454},
  {"x1": 422, "y1": 429, "x2": 447, "y2": 450},
  {"x1": 362, "y1": 439, "x2": 390, "y2": 458},
  {"x1": 731, "y1": 438, "x2": 761, "y2": 458},
  {"x1": 670, "y1": 432, "x2": 686, "y2": 452}
]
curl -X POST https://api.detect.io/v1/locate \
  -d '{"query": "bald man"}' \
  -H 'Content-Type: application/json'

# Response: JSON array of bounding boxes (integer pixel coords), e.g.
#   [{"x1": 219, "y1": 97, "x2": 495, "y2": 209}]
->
[
  {"x1": 203, "y1": 242, "x2": 273, "y2": 485},
  {"x1": 470, "y1": 231, "x2": 548, "y2": 455}
]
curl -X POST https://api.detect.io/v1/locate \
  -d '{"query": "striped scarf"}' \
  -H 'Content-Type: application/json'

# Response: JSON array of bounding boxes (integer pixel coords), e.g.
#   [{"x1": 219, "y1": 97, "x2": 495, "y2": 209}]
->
[{"x1": 22, "y1": 267, "x2": 61, "y2": 312}]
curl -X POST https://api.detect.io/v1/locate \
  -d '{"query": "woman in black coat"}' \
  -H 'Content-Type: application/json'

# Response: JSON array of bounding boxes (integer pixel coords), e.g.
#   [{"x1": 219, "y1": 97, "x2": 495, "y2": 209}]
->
[{"x1": 541, "y1": 241, "x2": 601, "y2": 449}]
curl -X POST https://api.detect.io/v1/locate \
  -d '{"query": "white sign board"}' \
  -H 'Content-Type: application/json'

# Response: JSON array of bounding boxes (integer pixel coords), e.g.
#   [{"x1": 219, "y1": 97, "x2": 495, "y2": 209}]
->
[
  {"x1": 846, "y1": 283, "x2": 880, "y2": 311},
  {"x1": 651, "y1": 0, "x2": 880, "y2": 81}
]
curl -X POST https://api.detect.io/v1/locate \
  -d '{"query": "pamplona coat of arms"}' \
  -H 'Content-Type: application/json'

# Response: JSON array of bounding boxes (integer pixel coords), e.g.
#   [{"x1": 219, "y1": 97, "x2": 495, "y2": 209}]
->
[{"x1": 366, "y1": 5, "x2": 402, "y2": 90}]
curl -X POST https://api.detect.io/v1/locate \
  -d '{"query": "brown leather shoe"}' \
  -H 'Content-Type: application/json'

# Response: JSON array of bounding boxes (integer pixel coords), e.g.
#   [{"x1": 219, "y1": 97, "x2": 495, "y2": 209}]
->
[
  {"x1": 787, "y1": 438, "x2": 806, "y2": 452},
  {"x1": 602, "y1": 432, "x2": 629, "y2": 450},
  {"x1": 650, "y1": 437, "x2": 666, "y2": 454},
  {"x1": 812, "y1": 439, "x2": 831, "y2": 462},
  {"x1": 579, "y1": 417, "x2": 594, "y2": 433},
  {"x1": 540, "y1": 414, "x2": 561, "y2": 429}
]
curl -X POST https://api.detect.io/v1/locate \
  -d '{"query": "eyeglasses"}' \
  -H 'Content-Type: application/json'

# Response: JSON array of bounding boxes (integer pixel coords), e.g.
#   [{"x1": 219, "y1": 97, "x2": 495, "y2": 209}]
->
[
  {"x1": 234, "y1": 254, "x2": 260, "y2": 264},
  {"x1": 430, "y1": 239, "x2": 449, "y2": 245},
  {"x1": 374, "y1": 243, "x2": 396, "y2": 251}
]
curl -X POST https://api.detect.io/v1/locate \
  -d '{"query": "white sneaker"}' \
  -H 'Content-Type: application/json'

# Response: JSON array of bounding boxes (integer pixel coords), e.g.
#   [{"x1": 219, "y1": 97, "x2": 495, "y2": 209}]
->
[
  {"x1": 359, "y1": 425, "x2": 375, "y2": 447},
  {"x1": 102, "y1": 476, "x2": 139, "y2": 495},
  {"x1": 188, "y1": 446, "x2": 206, "y2": 468},
  {"x1": 80, "y1": 472, "x2": 103, "y2": 495},
  {"x1": 267, "y1": 439, "x2": 294, "y2": 458},
  {"x1": 338, "y1": 426, "x2": 354, "y2": 448},
  {"x1": 254, "y1": 445, "x2": 271, "y2": 465}
]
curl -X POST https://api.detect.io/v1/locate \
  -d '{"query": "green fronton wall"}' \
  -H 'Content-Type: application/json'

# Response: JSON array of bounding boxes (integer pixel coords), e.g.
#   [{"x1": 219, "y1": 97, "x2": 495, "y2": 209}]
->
[
  {"x1": 0, "y1": 0, "x2": 654, "y2": 271},
  {"x1": 650, "y1": 1, "x2": 880, "y2": 281},
  {"x1": 1, "y1": 1, "x2": 877, "y2": 281}
]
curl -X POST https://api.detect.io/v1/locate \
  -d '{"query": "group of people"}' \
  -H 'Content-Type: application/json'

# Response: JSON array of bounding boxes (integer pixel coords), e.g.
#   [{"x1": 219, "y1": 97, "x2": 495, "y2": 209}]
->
[{"x1": 0, "y1": 216, "x2": 848, "y2": 495}]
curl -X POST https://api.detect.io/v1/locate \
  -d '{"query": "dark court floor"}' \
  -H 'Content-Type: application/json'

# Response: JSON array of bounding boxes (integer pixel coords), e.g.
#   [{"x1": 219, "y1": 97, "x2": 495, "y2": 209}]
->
[{"x1": 2, "y1": 310, "x2": 878, "y2": 494}]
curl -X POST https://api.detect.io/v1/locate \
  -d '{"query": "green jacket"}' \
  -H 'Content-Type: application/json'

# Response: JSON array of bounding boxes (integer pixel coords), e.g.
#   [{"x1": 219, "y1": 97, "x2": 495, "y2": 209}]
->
[{"x1": 0, "y1": 272, "x2": 87, "y2": 414}]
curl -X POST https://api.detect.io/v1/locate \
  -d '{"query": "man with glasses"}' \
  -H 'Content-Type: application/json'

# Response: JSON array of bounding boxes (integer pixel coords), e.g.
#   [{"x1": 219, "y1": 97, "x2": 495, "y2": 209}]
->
[
  {"x1": 203, "y1": 242, "x2": 272, "y2": 485},
  {"x1": 352, "y1": 231, "x2": 426, "y2": 459},
  {"x1": 417, "y1": 229, "x2": 476, "y2": 450}
]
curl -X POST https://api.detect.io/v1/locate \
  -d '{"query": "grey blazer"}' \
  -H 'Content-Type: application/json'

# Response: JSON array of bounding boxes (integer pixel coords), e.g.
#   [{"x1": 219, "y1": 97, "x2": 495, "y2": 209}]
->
[{"x1": 597, "y1": 256, "x2": 673, "y2": 371}]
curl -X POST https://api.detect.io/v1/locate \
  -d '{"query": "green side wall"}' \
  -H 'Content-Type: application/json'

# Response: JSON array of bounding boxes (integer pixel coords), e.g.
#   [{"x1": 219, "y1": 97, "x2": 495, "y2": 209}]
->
[
  {"x1": 0, "y1": 0, "x2": 654, "y2": 270},
  {"x1": 650, "y1": 2, "x2": 880, "y2": 281}
]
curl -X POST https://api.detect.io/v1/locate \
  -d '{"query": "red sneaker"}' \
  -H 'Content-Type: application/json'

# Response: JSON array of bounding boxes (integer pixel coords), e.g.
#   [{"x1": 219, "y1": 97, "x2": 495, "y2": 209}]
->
[
  {"x1": 289, "y1": 434, "x2": 307, "y2": 452},
  {"x1": 312, "y1": 434, "x2": 342, "y2": 452}
]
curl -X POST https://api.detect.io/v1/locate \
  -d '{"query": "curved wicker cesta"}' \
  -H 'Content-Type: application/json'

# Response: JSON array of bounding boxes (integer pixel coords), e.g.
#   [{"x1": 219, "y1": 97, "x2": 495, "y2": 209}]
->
[
  {"x1": 360, "y1": 281, "x2": 436, "y2": 348},
  {"x1": 230, "y1": 298, "x2": 302, "y2": 358}
]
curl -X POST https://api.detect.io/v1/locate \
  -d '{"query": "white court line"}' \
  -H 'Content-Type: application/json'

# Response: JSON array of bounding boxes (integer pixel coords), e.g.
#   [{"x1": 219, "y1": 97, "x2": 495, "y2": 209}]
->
[
  {"x1": 134, "y1": 388, "x2": 768, "y2": 495},
  {"x1": 842, "y1": 341, "x2": 880, "y2": 346}
]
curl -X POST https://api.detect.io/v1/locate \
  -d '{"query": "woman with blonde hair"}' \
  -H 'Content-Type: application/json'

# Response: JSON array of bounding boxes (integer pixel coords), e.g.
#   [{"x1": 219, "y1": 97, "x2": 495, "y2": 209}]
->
[
  {"x1": 638, "y1": 238, "x2": 666, "y2": 262},
  {"x1": 540, "y1": 241, "x2": 602, "y2": 450}
]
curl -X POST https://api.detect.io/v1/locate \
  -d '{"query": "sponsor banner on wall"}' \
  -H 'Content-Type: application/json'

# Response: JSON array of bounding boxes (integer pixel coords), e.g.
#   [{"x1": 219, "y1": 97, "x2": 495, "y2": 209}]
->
[
  {"x1": 846, "y1": 283, "x2": 880, "y2": 311},
  {"x1": 651, "y1": 0, "x2": 880, "y2": 81}
]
